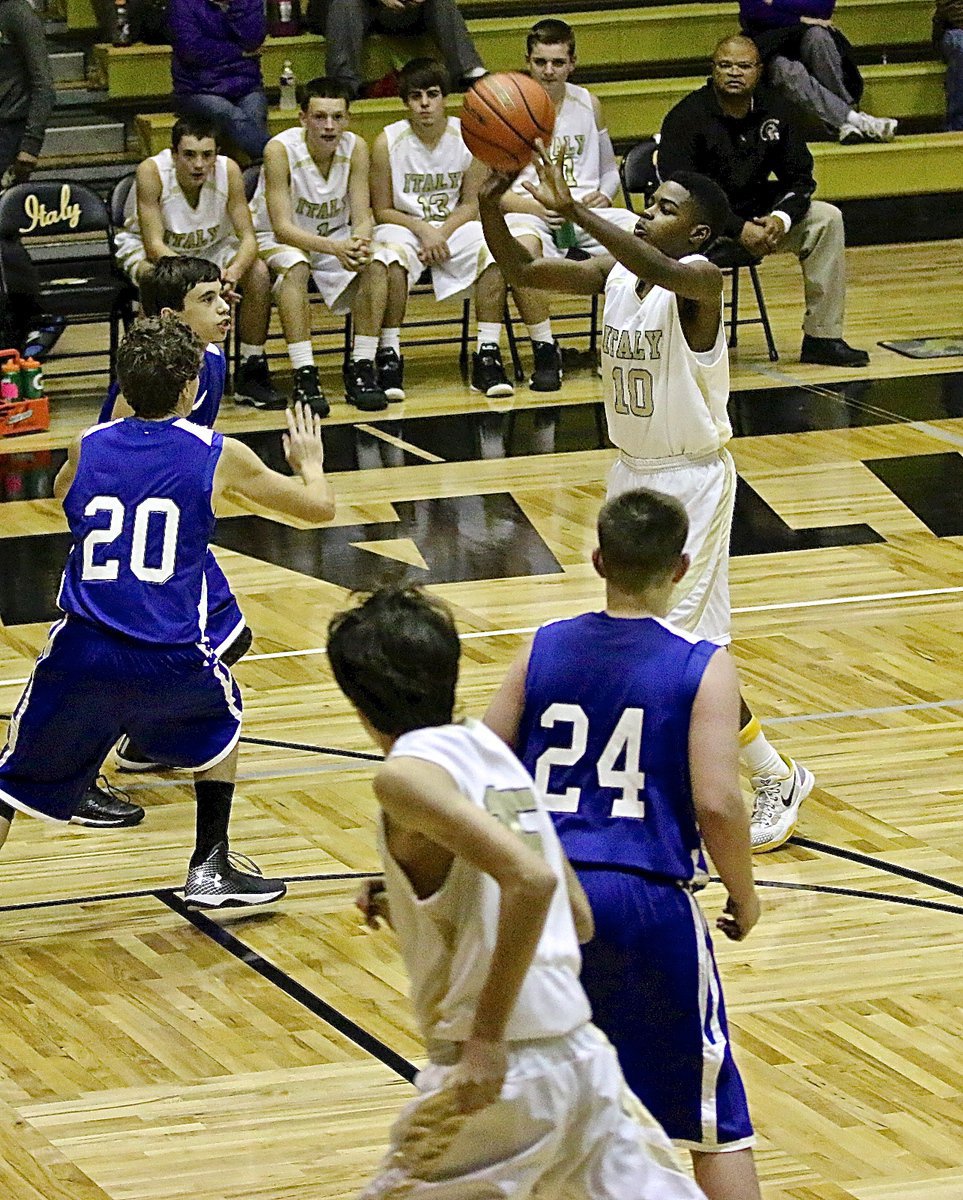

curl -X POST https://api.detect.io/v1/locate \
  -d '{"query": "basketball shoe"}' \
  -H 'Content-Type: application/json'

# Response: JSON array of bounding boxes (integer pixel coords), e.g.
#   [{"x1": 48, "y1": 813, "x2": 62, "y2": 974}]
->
[
  {"x1": 344, "y1": 359, "x2": 389, "y2": 411},
  {"x1": 234, "y1": 354, "x2": 286, "y2": 410},
  {"x1": 70, "y1": 777, "x2": 145, "y2": 827},
  {"x1": 184, "y1": 843, "x2": 287, "y2": 909},
  {"x1": 530, "y1": 340, "x2": 562, "y2": 391},
  {"x1": 750, "y1": 759, "x2": 814, "y2": 853},
  {"x1": 376, "y1": 348, "x2": 405, "y2": 401},
  {"x1": 292, "y1": 364, "x2": 329, "y2": 417},
  {"x1": 471, "y1": 345, "x2": 514, "y2": 398}
]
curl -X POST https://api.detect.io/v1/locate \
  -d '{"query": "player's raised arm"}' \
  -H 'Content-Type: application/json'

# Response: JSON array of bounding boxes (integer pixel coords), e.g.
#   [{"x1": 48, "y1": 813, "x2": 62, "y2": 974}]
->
[
  {"x1": 479, "y1": 170, "x2": 611, "y2": 296},
  {"x1": 214, "y1": 401, "x2": 336, "y2": 523}
]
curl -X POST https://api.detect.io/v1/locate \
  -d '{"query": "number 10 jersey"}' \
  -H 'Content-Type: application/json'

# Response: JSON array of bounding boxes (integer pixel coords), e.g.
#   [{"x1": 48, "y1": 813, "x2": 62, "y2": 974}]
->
[
  {"x1": 516, "y1": 612, "x2": 716, "y2": 882},
  {"x1": 58, "y1": 417, "x2": 222, "y2": 645}
]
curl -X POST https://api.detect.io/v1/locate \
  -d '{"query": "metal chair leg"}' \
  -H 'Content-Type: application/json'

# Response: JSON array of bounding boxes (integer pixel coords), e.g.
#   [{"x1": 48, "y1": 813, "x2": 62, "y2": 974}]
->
[
  {"x1": 728, "y1": 267, "x2": 740, "y2": 348},
  {"x1": 504, "y1": 301, "x2": 524, "y2": 383},
  {"x1": 459, "y1": 299, "x2": 471, "y2": 378},
  {"x1": 749, "y1": 265, "x2": 779, "y2": 362},
  {"x1": 343, "y1": 313, "x2": 353, "y2": 369}
]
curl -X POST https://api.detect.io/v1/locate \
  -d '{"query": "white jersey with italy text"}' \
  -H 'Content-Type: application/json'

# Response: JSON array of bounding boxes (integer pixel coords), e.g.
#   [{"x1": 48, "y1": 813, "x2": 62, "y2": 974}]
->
[
  {"x1": 601, "y1": 256, "x2": 731, "y2": 461},
  {"x1": 384, "y1": 116, "x2": 472, "y2": 225},
  {"x1": 380, "y1": 719, "x2": 591, "y2": 1050},
  {"x1": 514, "y1": 82, "x2": 603, "y2": 201},
  {"x1": 250, "y1": 126, "x2": 355, "y2": 241},
  {"x1": 121, "y1": 148, "x2": 235, "y2": 257}
]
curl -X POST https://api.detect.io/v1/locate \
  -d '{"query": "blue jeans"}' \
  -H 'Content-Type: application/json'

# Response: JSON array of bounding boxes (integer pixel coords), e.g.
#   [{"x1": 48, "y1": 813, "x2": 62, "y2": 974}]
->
[
  {"x1": 175, "y1": 89, "x2": 269, "y2": 159},
  {"x1": 941, "y1": 29, "x2": 963, "y2": 130}
]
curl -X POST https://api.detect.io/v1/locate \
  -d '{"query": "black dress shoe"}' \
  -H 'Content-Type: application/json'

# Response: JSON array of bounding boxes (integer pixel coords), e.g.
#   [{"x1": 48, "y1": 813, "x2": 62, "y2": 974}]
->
[
  {"x1": 70, "y1": 779, "x2": 145, "y2": 827},
  {"x1": 800, "y1": 335, "x2": 870, "y2": 367}
]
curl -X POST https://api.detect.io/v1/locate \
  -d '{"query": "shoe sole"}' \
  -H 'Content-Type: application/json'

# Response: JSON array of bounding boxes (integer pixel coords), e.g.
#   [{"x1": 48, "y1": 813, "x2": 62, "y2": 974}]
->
[
  {"x1": 470, "y1": 383, "x2": 515, "y2": 398},
  {"x1": 69, "y1": 810, "x2": 145, "y2": 828},
  {"x1": 751, "y1": 766, "x2": 815, "y2": 854},
  {"x1": 529, "y1": 378, "x2": 562, "y2": 392},
  {"x1": 800, "y1": 355, "x2": 869, "y2": 368},
  {"x1": 184, "y1": 886, "x2": 287, "y2": 909}
]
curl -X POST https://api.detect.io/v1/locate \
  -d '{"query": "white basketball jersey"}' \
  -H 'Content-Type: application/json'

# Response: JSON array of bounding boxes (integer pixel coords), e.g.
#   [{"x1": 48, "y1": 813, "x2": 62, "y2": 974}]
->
[
  {"x1": 385, "y1": 117, "x2": 472, "y2": 225},
  {"x1": 124, "y1": 148, "x2": 235, "y2": 256},
  {"x1": 601, "y1": 256, "x2": 731, "y2": 460},
  {"x1": 251, "y1": 127, "x2": 355, "y2": 239},
  {"x1": 380, "y1": 719, "x2": 591, "y2": 1049},
  {"x1": 514, "y1": 82, "x2": 601, "y2": 201}
]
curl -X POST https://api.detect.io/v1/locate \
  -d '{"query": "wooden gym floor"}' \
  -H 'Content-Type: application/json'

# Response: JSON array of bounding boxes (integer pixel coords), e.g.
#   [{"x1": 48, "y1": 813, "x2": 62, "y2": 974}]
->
[{"x1": 0, "y1": 238, "x2": 962, "y2": 1199}]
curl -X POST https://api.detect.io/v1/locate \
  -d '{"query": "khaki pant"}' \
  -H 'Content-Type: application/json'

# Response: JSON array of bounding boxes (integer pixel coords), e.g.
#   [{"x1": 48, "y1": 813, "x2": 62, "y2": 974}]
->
[{"x1": 773, "y1": 199, "x2": 847, "y2": 339}]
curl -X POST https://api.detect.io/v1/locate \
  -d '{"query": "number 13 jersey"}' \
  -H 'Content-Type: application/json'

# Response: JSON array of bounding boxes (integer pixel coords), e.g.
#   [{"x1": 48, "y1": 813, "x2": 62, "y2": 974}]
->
[
  {"x1": 516, "y1": 612, "x2": 717, "y2": 882},
  {"x1": 58, "y1": 417, "x2": 222, "y2": 645},
  {"x1": 601, "y1": 257, "x2": 730, "y2": 461}
]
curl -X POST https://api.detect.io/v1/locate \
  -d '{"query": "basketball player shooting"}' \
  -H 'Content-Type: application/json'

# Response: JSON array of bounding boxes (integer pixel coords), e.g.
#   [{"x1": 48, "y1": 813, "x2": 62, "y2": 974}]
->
[{"x1": 480, "y1": 144, "x2": 816, "y2": 853}]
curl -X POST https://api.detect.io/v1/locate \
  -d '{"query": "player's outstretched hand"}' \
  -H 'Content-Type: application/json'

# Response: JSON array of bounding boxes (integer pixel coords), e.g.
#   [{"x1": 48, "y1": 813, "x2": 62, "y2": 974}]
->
[
  {"x1": 356, "y1": 878, "x2": 392, "y2": 929},
  {"x1": 716, "y1": 892, "x2": 761, "y2": 941},
  {"x1": 445, "y1": 1037, "x2": 508, "y2": 1113},
  {"x1": 283, "y1": 401, "x2": 325, "y2": 476},
  {"x1": 522, "y1": 140, "x2": 575, "y2": 219}
]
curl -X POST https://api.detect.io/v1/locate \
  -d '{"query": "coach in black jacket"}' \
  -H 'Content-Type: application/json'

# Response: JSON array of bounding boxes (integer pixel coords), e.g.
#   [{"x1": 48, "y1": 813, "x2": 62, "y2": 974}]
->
[{"x1": 659, "y1": 33, "x2": 868, "y2": 367}]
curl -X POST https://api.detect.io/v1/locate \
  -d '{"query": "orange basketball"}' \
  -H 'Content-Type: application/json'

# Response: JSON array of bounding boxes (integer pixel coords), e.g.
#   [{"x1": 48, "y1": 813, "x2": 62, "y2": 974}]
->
[{"x1": 460, "y1": 72, "x2": 556, "y2": 172}]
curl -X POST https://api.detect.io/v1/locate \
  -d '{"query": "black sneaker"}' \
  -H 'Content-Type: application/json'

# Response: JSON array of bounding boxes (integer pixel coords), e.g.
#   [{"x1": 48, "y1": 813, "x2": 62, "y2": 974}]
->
[
  {"x1": 70, "y1": 777, "x2": 145, "y2": 827},
  {"x1": 292, "y1": 364, "x2": 330, "y2": 417},
  {"x1": 234, "y1": 354, "x2": 287, "y2": 410},
  {"x1": 471, "y1": 345, "x2": 515, "y2": 398},
  {"x1": 184, "y1": 842, "x2": 287, "y2": 909},
  {"x1": 800, "y1": 335, "x2": 869, "y2": 368},
  {"x1": 116, "y1": 736, "x2": 164, "y2": 772},
  {"x1": 344, "y1": 358, "x2": 389, "y2": 411},
  {"x1": 375, "y1": 347, "x2": 405, "y2": 401},
  {"x1": 530, "y1": 340, "x2": 562, "y2": 391}
]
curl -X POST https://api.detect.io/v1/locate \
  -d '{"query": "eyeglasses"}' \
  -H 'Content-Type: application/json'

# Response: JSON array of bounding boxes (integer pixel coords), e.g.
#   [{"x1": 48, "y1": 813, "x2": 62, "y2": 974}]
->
[{"x1": 712, "y1": 60, "x2": 760, "y2": 72}]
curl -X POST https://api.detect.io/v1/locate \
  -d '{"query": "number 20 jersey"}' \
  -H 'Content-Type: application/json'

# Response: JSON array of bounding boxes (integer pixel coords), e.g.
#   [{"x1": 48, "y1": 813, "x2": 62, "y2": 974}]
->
[
  {"x1": 602, "y1": 256, "x2": 730, "y2": 461},
  {"x1": 516, "y1": 612, "x2": 717, "y2": 882},
  {"x1": 58, "y1": 417, "x2": 222, "y2": 645}
]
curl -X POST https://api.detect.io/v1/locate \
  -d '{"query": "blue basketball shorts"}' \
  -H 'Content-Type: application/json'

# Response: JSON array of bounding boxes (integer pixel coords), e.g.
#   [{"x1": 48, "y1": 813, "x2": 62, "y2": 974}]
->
[
  {"x1": 0, "y1": 616, "x2": 242, "y2": 823},
  {"x1": 576, "y1": 866, "x2": 754, "y2": 1152},
  {"x1": 204, "y1": 550, "x2": 246, "y2": 658}
]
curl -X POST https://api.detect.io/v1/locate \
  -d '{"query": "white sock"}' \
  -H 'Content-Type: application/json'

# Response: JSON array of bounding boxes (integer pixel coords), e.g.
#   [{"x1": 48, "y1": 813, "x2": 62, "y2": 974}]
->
[
  {"x1": 379, "y1": 328, "x2": 401, "y2": 354},
  {"x1": 477, "y1": 322, "x2": 502, "y2": 350},
  {"x1": 239, "y1": 342, "x2": 264, "y2": 363},
  {"x1": 352, "y1": 334, "x2": 379, "y2": 363},
  {"x1": 288, "y1": 341, "x2": 314, "y2": 370},
  {"x1": 739, "y1": 717, "x2": 791, "y2": 780},
  {"x1": 527, "y1": 320, "x2": 553, "y2": 345}
]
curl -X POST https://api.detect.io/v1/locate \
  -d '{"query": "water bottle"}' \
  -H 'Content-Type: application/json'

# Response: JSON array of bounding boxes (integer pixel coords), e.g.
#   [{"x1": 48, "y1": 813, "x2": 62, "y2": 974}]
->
[
  {"x1": 1, "y1": 362, "x2": 20, "y2": 402},
  {"x1": 554, "y1": 220, "x2": 578, "y2": 250},
  {"x1": 279, "y1": 60, "x2": 298, "y2": 111},
  {"x1": 18, "y1": 358, "x2": 45, "y2": 400},
  {"x1": 269, "y1": 0, "x2": 301, "y2": 37},
  {"x1": 113, "y1": 0, "x2": 132, "y2": 46}
]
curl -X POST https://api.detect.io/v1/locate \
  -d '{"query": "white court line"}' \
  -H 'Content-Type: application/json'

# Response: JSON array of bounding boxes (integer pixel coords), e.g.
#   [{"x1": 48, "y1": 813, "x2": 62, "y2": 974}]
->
[{"x1": 2, "y1": 582, "x2": 962, "y2": 685}]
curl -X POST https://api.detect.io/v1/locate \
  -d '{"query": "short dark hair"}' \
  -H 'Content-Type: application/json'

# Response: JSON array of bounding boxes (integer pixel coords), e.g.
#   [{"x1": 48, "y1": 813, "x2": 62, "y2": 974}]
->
[
  {"x1": 171, "y1": 117, "x2": 218, "y2": 151},
  {"x1": 597, "y1": 488, "x2": 689, "y2": 592},
  {"x1": 665, "y1": 170, "x2": 731, "y2": 245},
  {"x1": 327, "y1": 585, "x2": 460, "y2": 736},
  {"x1": 526, "y1": 19, "x2": 576, "y2": 57},
  {"x1": 139, "y1": 256, "x2": 222, "y2": 316},
  {"x1": 399, "y1": 57, "x2": 450, "y2": 100},
  {"x1": 298, "y1": 76, "x2": 351, "y2": 110},
  {"x1": 116, "y1": 317, "x2": 203, "y2": 419}
]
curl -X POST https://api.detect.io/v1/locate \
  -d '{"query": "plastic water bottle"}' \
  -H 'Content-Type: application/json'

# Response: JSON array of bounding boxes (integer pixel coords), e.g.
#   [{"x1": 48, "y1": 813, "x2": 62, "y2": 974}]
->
[
  {"x1": 554, "y1": 220, "x2": 578, "y2": 250},
  {"x1": 1, "y1": 362, "x2": 20, "y2": 402},
  {"x1": 113, "y1": 0, "x2": 132, "y2": 46},
  {"x1": 18, "y1": 358, "x2": 45, "y2": 400},
  {"x1": 279, "y1": 60, "x2": 298, "y2": 111}
]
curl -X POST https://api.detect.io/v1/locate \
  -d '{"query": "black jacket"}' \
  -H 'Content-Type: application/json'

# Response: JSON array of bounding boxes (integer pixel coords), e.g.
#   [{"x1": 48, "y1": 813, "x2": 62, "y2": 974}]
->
[
  {"x1": 658, "y1": 83, "x2": 817, "y2": 238},
  {"x1": 0, "y1": 0, "x2": 55, "y2": 157}
]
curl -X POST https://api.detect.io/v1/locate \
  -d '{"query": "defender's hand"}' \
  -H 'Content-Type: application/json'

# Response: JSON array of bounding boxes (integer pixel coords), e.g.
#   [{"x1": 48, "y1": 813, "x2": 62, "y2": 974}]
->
[
  {"x1": 282, "y1": 401, "x2": 325, "y2": 475},
  {"x1": 716, "y1": 892, "x2": 761, "y2": 941}
]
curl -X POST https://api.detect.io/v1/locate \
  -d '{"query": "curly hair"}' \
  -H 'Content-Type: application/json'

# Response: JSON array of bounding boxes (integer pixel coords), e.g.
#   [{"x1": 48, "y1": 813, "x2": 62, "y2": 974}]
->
[{"x1": 116, "y1": 317, "x2": 203, "y2": 418}]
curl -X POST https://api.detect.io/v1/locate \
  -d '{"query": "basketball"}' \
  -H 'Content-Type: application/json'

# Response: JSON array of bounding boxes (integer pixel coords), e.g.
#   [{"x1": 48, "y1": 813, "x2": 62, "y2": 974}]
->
[{"x1": 460, "y1": 72, "x2": 556, "y2": 172}]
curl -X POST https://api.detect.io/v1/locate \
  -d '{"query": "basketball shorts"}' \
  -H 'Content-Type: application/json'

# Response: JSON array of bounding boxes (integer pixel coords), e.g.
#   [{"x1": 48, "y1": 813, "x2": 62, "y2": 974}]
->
[
  {"x1": 204, "y1": 550, "x2": 245, "y2": 658},
  {"x1": 360, "y1": 1023, "x2": 705, "y2": 1200},
  {"x1": 505, "y1": 205, "x2": 639, "y2": 258},
  {"x1": 576, "y1": 868, "x2": 754, "y2": 1153},
  {"x1": 607, "y1": 448, "x2": 736, "y2": 646},
  {"x1": 257, "y1": 228, "x2": 403, "y2": 313},
  {"x1": 0, "y1": 616, "x2": 242, "y2": 823},
  {"x1": 115, "y1": 233, "x2": 241, "y2": 283},
  {"x1": 372, "y1": 221, "x2": 492, "y2": 302}
]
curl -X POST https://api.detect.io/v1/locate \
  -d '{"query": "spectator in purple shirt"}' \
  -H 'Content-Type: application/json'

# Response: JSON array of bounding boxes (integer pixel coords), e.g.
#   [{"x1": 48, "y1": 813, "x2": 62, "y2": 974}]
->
[
  {"x1": 740, "y1": 0, "x2": 897, "y2": 143},
  {"x1": 168, "y1": 0, "x2": 269, "y2": 159}
]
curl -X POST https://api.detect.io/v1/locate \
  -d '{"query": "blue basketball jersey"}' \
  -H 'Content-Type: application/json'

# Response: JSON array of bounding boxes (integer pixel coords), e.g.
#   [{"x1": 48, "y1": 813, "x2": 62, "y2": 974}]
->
[
  {"x1": 98, "y1": 343, "x2": 225, "y2": 428},
  {"x1": 58, "y1": 417, "x2": 223, "y2": 644},
  {"x1": 516, "y1": 612, "x2": 717, "y2": 881}
]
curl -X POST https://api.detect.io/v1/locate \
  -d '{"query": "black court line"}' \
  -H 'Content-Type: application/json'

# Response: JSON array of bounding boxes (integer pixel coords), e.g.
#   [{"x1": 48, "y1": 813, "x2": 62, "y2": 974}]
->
[
  {"x1": 747, "y1": 877, "x2": 963, "y2": 915},
  {"x1": 157, "y1": 889, "x2": 418, "y2": 1084},
  {"x1": 790, "y1": 836, "x2": 963, "y2": 899},
  {"x1": 239, "y1": 733, "x2": 382, "y2": 762}
]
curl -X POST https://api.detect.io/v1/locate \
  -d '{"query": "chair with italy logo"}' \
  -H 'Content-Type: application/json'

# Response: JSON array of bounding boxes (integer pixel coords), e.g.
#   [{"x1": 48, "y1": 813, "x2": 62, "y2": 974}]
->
[{"x1": 0, "y1": 180, "x2": 138, "y2": 382}]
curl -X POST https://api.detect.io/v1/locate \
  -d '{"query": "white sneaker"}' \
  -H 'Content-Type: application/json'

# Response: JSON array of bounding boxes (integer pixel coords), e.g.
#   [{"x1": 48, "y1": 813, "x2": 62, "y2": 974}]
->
[
  {"x1": 750, "y1": 759, "x2": 815, "y2": 853},
  {"x1": 838, "y1": 120, "x2": 867, "y2": 144},
  {"x1": 854, "y1": 112, "x2": 898, "y2": 142}
]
